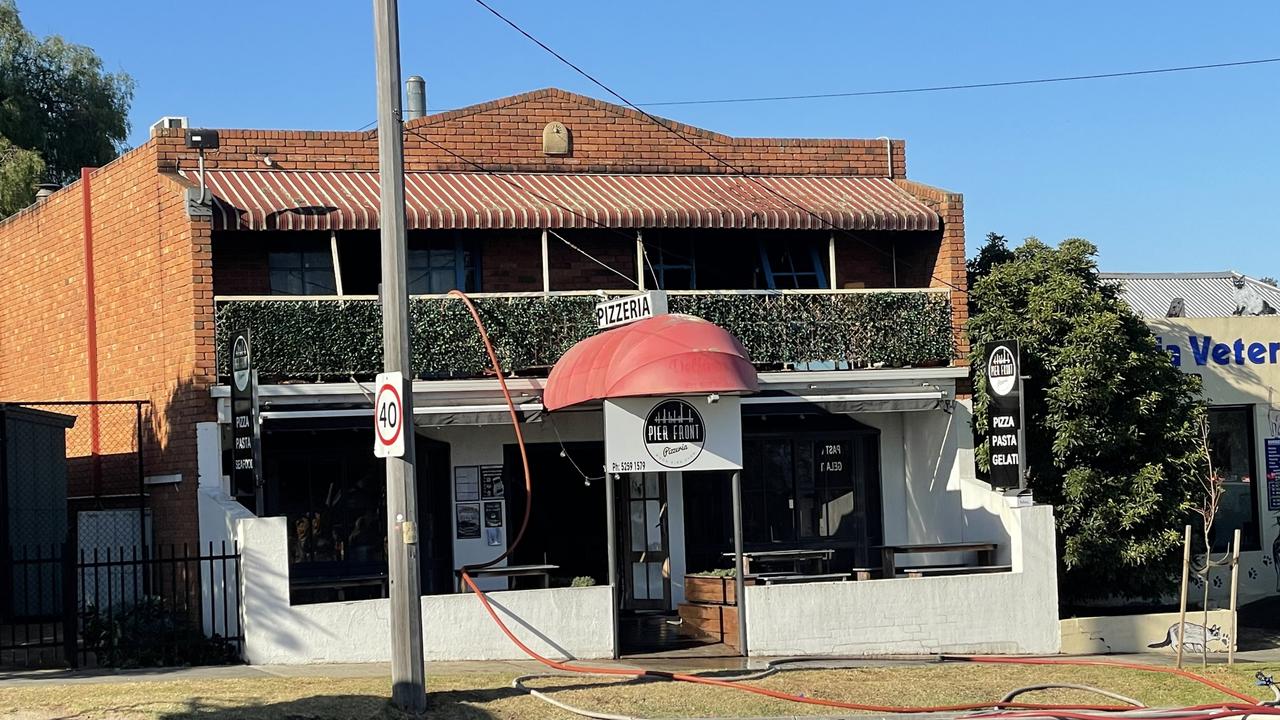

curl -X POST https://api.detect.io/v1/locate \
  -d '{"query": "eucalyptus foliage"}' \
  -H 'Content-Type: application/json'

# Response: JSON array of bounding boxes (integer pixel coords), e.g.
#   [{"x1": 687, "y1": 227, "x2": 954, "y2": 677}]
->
[
  {"x1": 216, "y1": 291, "x2": 954, "y2": 380},
  {"x1": 0, "y1": 0, "x2": 133, "y2": 212},
  {"x1": 968, "y1": 237, "x2": 1205, "y2": 601}
]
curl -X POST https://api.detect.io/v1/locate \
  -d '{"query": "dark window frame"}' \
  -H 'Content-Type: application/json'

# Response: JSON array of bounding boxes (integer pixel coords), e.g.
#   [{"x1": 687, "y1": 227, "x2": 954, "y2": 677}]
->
[
  {"x1": 267, "y1": 240, "x2": 337, "y2": 296},
  {"x1": 1206, "y1": 405, "x2": 1260, "y2": 552},
  {"x1": 740, "y1": 426, "x2": 882, "y2": 566},
  {"x1": 407, "y1": 233, "x2": 481, "y2": 295},
  {"x1": 757, "y1": 237, "x2": 828, "y2": 289}
]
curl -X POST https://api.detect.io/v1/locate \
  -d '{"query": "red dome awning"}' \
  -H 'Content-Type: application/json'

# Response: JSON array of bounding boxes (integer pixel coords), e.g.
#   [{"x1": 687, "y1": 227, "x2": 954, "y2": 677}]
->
[{"x1": 543, "y1": 315, "x2": 758, "y2": 411}]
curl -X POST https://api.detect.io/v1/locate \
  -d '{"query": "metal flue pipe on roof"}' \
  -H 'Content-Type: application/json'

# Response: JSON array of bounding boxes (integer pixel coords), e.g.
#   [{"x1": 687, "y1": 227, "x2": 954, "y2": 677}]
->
[{"x1": 405, "y1": 75, "x2": 426, "y2": 119}]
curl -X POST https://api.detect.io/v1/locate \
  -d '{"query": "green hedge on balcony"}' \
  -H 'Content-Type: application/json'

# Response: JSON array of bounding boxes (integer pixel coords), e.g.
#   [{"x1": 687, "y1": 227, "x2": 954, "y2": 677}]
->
[{"x1": 215, "y1": 292, "x2": 954, "y2": 380}]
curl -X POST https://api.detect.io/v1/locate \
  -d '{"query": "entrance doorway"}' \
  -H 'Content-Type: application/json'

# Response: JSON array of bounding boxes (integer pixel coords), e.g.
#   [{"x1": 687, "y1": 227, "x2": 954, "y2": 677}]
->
[{"x1": 618, "y1": 472, "x2": 670, "y2": 610}]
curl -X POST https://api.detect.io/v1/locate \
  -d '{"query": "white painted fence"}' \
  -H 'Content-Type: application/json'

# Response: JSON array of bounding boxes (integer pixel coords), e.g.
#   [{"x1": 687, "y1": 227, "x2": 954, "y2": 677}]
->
[
  {"x1": 236, "y1": 516, "x2": 614, "y2": 664},
  {"x1": 744, "y1": 504, "x2": 1060, "y2": 656}
]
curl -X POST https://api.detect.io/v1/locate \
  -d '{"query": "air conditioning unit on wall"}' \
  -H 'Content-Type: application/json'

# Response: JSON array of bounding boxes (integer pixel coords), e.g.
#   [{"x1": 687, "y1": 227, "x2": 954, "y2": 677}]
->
[{"x1": 150, "y1": 116, "x2": 189, "y2": 135}]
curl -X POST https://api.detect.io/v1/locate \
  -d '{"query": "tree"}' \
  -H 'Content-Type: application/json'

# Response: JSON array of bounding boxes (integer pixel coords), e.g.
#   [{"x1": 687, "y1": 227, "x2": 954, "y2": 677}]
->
[
  {"x1": 0, "y1": 136, "x2": 42, "y2": 216},
  {"x1": 966, "y1": 231, "x2": 1014, "y2": 285},
  {"x1": 968, "y1": 237, "x2": 1206, "y2": 601},
  {"x1": 1261, "y1": 277, "x2": 1278, "y2": 288},
  {"x1": 0, "y1": 0, "x2": 133, "y2": 211}
]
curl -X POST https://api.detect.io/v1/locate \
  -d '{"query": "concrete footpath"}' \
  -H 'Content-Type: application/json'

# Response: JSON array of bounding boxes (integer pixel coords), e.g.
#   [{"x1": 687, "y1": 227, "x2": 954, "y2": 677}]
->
[{"x1": 5, "y1": 650, "x2": 1280, "y2": 687}]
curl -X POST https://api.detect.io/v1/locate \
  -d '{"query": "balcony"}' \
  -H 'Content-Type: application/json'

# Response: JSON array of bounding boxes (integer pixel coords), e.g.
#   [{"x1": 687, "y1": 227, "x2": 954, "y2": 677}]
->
[{"x1": 213, "y1": 290, "x2": 956, "y2": 381}]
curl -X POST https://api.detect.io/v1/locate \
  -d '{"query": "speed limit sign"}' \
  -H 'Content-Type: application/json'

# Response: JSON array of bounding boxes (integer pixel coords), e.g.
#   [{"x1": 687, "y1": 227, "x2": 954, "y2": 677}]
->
[{"x1": 373, "y1": 371, "x2": 406, "y2": 458}]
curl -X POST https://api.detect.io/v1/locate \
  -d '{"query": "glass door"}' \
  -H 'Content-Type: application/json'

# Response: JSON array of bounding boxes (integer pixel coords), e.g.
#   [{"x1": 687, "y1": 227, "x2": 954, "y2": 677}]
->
[{"x1": 619, "y1": 472, "x2": 670, "y2": 610}]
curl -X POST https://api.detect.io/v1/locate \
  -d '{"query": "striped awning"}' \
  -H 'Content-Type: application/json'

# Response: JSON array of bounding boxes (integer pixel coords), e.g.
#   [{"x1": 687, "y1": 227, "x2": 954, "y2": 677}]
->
[{"x1": 178, "y1": 170, "x2": 939, "y2": 232}]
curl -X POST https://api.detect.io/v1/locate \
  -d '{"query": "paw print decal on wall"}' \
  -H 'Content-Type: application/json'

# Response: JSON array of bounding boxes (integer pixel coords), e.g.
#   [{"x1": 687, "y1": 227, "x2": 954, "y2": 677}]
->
[
  {"x1": 1212, "y1": 575, "x2": 1223, "y2": 588},
  {"x1": 1249, "y1": 567, "x2": 1259, "y2": 580}
]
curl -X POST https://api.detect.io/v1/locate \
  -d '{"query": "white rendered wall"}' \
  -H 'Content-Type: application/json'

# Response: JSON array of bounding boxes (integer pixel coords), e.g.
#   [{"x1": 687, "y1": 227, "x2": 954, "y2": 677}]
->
[
  {"x1": 196, "y1": 421, "x2": 251, "y2": 641},
  {"x1": 864, "y1": 405, "x2": 1013, "y2": 566},
  {"x1": 745, "y1": 503, "x2": 1059, "y2": 656},
  {"x1": 420, "y1": 412, "x2": 608, "y2": 592},
  {"x1": 237, "y1": 515, "x2": 615, "y2": 663}
]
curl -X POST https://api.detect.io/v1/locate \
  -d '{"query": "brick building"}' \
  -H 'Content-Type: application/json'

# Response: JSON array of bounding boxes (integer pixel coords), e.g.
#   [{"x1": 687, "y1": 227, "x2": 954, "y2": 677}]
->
[{"x1": 0, "y1": 88, "x2": 1058, "y2": 661}]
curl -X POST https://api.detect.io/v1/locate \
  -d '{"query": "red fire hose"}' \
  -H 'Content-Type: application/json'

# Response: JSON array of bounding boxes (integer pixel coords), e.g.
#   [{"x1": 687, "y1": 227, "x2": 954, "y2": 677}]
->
[{"x1": 447, "y1": 289, "x2": 1264, "y2": 717}]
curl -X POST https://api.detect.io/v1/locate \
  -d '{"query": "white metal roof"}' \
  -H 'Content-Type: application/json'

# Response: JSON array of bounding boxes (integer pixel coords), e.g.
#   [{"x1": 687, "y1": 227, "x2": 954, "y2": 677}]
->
[{"x1": 1100, "y1": 271, "x2": 1280, "y2": 318}]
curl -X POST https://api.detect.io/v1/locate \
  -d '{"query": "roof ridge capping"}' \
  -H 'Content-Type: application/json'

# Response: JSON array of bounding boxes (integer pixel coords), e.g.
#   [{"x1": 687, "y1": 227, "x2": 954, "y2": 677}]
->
[{"x1": 406, "y1": 87, "x2": 905, "y2": 146}]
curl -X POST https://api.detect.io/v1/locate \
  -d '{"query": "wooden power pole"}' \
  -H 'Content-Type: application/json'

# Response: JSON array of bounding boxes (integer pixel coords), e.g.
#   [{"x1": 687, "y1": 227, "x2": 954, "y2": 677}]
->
[{"x1": 372, "y1": 0, "x2": 426, "y2": 712}]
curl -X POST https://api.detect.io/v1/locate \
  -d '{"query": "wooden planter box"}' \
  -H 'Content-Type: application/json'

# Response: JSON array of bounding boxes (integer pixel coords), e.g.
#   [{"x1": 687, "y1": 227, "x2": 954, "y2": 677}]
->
[
  {"x1": 677, "y1": 602, "x2": 740, "y2": 652},
  {"x1": 684, "y1": 575, "x2": 738, "y2": 605},
  {"x1": 679, "y1": 575, "x2": 748, "y2": 652}
]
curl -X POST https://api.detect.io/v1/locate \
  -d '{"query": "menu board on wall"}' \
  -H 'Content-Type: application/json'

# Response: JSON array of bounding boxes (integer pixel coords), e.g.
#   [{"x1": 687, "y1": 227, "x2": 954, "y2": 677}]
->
[{"x1": 480, "y1": 465, "x2": 504, "y2": 499}]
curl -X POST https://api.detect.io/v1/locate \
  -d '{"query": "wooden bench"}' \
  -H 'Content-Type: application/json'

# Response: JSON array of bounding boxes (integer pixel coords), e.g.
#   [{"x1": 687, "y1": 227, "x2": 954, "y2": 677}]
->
[
  {"x1": 760, "y1": 572, "x2": 851, "y2": 585},
  {"x1": 902, "y1": 564, "x2": 1012, "y2": 578},
  {"x1": 455, "y1": 563, "x2": 558, "y2": 591}
]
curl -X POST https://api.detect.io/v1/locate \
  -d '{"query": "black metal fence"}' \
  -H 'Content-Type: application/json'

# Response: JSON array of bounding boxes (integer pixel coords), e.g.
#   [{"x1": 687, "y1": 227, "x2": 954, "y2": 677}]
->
[{"x1": 1, "y1": 542, "x2": 243, "y2": 669}]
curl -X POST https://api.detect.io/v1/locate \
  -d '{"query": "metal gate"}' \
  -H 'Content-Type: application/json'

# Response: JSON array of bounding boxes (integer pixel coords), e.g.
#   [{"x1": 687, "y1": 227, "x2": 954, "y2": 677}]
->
[
  {"x1": 1, "y1": 542, "x2": 243, "y2": 668},
  {"x1": 1, "y1": 401, "x2": 141, "y2": 667}
]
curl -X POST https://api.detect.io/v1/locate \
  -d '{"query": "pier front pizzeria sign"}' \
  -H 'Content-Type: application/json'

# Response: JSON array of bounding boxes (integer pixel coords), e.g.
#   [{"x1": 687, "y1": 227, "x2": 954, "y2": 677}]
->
[
  {"x1": 984, "y1": 340, "x2": 1023, "y2": 490},
  {"x1": 604, "y1": 395, "x2": 742, "y2": 474}
]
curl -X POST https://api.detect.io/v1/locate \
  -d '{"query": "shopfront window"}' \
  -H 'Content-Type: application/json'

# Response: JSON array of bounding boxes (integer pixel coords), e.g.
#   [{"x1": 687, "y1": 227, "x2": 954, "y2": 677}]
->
[
  {"x1": 263, "y1": 428, "x2": 387, "y2": 603},
  {"x1": 741, "y1": 429, "x2": 880, "y2": 563},
  {"x1": 1206, "y1": 406, "x2": 1259, "y2": 551}
]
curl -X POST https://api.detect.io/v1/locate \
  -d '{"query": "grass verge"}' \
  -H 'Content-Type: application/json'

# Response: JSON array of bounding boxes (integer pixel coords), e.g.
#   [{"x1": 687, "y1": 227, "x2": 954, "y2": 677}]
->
[{"x1": 1, "y1": 662, "x2": 1277, "y2": 719}]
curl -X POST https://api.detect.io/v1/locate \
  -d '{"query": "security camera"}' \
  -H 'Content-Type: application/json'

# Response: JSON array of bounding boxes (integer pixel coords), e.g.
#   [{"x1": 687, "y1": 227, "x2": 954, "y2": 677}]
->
[{"x1": 707, "y1": 393, "x2": 720, "y2": 404}]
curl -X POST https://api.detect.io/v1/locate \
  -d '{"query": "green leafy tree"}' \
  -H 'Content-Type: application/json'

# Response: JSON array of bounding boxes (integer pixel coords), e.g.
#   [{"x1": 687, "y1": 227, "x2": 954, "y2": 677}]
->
[
  {"x1": 0, "y1": 136, "x2": 42, "y2": 216},
  {"x1": 0, "y1": 0, "x2": 133, "y2": 211},
  {"x1": 968, "y1": 237, "x2": 1205, "y2": 601},
  {"x1": 1261, "y1": 276, "x2": 1278, "y2": 288}
]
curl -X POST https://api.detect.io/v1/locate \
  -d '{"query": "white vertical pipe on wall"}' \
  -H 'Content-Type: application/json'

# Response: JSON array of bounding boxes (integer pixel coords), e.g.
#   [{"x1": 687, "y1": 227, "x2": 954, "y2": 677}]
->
[
  {"x1": 636, "y1": 231, "x2": 645, "y2": 290},
  {"x1": 605, "y1": 472, "x2": 620, "y2": 659},
  {"x1": 828, "y1": 233, "x2": 837, "y2": 289},
  {"x1": 330, "y1": 231, "x2": 344, "y2": 296},
  {"x1": 731, "y1": 470, "x2": 748, "y2": 656},
  {"x1": 541, "y1": 229, "x2": 550, "y2": 294}
]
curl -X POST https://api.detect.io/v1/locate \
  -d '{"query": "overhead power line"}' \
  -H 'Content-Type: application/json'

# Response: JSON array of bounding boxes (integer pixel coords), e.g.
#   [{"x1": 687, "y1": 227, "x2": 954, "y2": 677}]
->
[
  {"x1": 635, "y1": 57, "x2": 1280, "y2": 107},
  {"x1": 468, "y1": 0, "x2": 972, "y2": 299}
]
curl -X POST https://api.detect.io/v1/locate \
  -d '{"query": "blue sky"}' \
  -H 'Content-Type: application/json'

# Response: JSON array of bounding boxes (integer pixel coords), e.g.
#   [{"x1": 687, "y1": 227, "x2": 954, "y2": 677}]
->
[{"x1": 20, "y1": 1, "x2": 1280, "y2": 275}]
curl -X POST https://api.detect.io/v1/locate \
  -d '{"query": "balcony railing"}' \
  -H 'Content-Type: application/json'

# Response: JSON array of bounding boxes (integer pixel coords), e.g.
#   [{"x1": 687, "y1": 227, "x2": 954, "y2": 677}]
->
[{"x1": 214, "y1": 289, "x2": 955, "y2": 381}]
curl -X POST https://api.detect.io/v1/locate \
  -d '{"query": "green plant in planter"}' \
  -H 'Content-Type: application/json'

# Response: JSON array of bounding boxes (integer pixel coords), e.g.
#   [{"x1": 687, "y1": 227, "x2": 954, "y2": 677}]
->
[
  {"x1": 82, "y1": 596, "x2": 239, "y2": 668},
  {"x1": 570, "y1": 576, "x2": 596, "y2": 588},
  {"x1": 689, "y1": 568, "x2": 736, "y2": 578}
]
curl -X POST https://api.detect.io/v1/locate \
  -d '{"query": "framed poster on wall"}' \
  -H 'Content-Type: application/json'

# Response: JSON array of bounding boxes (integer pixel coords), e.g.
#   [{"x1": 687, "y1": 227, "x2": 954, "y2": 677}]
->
[
  {"x1": 456, "y1": 503, "x2": 481, "y2": 539},
  {"x1": 483, "y1": 501, "x2": 503, "y2": 527},
  {"x1": 454, "y1": 466, "x2": 480, "y2": 502}
]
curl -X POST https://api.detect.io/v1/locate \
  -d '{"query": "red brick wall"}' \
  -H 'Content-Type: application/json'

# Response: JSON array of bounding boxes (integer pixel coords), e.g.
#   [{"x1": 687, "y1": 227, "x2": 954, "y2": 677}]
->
[
  {"x1": 480, "y1": 233, "x2": 541, "y2": 292},
  {"x1": 0, "y1": 147, "x2": 214, "y2": 547},
  {"x1": 895, "y1": 180, "x2": 968, "y2": 363},
  {"x1": 546, "y1": 230, "x2": 638, "y2": 291},
  {"x1": 154, "y1": 88, "x2": 906, "y2": 177}
]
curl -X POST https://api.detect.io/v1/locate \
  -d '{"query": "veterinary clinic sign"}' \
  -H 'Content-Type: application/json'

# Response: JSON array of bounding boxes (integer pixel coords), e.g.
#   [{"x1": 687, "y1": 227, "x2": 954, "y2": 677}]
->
[
  {"x1": 985, "y1": 340, "x2": 1023, "y2": 490},
  {"x1": 596, "y1": 291, "x2": 668, "y2": 330},
  {"x1": 1155, "y1": 334, "x2": 1280, "y2": 367},
  {"x1": 604, "y1": 395, "x2": 742, "y2": 473}
]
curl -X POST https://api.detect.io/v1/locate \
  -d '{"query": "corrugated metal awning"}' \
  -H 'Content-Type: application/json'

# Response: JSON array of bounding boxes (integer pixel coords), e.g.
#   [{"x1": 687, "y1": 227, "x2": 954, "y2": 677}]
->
[{"x1": 179, "y1": 170, "x2": 940, "y2": 232}]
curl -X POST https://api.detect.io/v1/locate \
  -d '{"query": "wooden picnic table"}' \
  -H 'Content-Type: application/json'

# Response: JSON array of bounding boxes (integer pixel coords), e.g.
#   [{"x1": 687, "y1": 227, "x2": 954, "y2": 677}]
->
[
  {"x1": 877, "y1": 542, "x2": 997, "y2": 578},
  {"x1": 456, "y1": 563, "x2": 559, "y2": 591},
  {"x1": 722, "y1": 548, "x2": 835, "y2": 576},
  {"x1": 291, "y1": 573, "x2": 388, "y2": 601}
]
